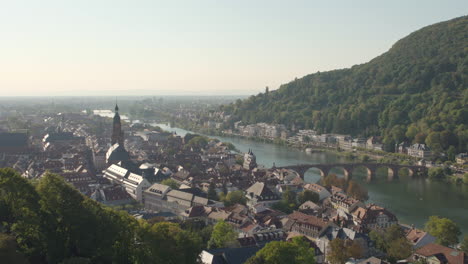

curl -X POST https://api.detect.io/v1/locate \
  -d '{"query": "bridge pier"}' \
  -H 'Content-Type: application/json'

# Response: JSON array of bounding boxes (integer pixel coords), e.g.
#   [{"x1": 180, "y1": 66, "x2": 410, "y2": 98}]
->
[
  {"x1": 319, "y1": 169, "x2": 327, "y2": 178},
  {"x1": 388, "y1": 167, "x2": 398, "y2": 181},
  {"x1": 366, "y1": 167, "x2": 375, "y2": 182},
  {"x1": 343, "y1": 167, "x2": 351, "y2": 181}
]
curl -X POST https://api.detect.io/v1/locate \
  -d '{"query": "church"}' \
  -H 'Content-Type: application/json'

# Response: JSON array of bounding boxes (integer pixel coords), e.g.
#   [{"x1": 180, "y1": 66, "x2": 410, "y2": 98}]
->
[
  {"x1": 102, "y1": 104, "x2": 151, "y2": 202},
  {"x1": 106, "y1": 104, "x2": 131, "y2": 166}
]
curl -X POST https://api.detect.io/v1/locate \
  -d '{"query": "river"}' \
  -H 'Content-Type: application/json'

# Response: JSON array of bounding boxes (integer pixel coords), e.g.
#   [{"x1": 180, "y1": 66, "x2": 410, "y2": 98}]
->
[{"x1": 154, "y1": 123, "x2": 468, "y2": 234}]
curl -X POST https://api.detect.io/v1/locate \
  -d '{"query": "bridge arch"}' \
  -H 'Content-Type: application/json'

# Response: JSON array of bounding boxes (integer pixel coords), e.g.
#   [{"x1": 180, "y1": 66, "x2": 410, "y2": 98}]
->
[
  {"x1": 328, "y1": 166, "x2": 351, "y2": 181},
  {"x1": 302, "y1": 166, "x2": 328, "y2": 182},
  {"x1": 372, "y1": 165, "x2": 397, "y2": 181},
  {"x1": 397, "y1": 166, "x2": 414, "y2": 179},
  {"x1": 309, "y1": 167, "x2": 327, "y2": 178},
  {"x1": 350, "y1": 165, "x2": 374, "y2": 182}
]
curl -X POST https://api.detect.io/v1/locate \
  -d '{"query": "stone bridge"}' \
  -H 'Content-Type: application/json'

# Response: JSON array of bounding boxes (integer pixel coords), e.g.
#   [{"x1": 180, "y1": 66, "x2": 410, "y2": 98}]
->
[{"x1": 277, "y1": 163, "x2": 428, "y2": 181}]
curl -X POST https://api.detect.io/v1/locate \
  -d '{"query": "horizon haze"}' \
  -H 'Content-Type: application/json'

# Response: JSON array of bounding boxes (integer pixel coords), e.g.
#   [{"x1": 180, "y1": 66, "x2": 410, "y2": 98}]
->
[{"x1": 0, "y1": 0, "x2": 467, "y2": 96}]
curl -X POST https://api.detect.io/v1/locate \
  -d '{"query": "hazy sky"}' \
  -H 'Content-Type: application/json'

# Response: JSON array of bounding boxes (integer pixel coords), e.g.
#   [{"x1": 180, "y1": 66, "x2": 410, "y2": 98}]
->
[{"x1": 0, "y1": 1, "x2": 466, "y2": 96}]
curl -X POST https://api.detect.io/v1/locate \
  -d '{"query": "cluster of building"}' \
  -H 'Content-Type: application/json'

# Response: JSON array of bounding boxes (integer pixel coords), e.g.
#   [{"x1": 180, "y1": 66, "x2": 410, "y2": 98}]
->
[
  {"x1": 1, "y1": 106, "x2": 466, "y2": 264},
  {"x1": 222, "y1": 121, "x2": 443, "y2": 161},
  {"x1": 232, "y1": 122, "x2": 289, "y2": 140},
  {"x1": 96, "y1": 109, "x2": 462, "y2": 263}
]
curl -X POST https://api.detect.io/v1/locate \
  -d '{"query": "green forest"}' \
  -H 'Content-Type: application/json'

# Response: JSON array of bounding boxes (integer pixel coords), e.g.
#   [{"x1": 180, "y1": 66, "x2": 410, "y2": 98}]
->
[
  {"x1": 0, "y1": 168, "x2": 204, "y2": 264},
  {"x1": 221, "y1": 16, "x2": 467, "y2": 154}
]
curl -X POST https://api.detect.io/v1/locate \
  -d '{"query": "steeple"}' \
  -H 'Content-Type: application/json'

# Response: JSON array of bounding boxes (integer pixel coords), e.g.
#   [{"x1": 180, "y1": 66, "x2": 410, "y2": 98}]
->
[{"x1": 111, "y1": 104, "x2": 124, "y2": 146}]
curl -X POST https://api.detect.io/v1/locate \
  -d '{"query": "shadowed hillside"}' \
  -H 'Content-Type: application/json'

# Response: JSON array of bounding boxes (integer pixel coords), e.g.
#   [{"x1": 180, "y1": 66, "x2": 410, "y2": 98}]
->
[{"x1": 222, "y1": 16, "x2": 467, "y2": 153}]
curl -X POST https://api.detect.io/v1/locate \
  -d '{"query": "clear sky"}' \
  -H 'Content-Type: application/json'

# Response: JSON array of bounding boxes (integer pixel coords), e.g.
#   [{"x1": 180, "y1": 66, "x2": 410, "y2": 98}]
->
[{"x1": 0, "y1": 1, "x2": 466, "y2": 96}]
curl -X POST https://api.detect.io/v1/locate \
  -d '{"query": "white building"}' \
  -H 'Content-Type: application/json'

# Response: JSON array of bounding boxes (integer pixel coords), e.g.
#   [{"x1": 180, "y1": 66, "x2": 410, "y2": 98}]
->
[
  {"x1": 103, "y1": 164, "x2": 151, "y2": 202},
  {"x1": 408, "y1": 144, "x2": 432, "y2": 158}
]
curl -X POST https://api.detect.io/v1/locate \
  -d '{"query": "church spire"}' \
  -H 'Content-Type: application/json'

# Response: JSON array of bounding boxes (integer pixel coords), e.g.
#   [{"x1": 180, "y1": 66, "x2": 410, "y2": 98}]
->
[
  {"x1": 115, "y1": 97, "x2": 119, "y2": 112},
  {"x1": 115, "y1": 103, "x2": 119, "y2": 112},
  {"x1": 111, "y1": 103, "x2": 124, "y2": 146}
]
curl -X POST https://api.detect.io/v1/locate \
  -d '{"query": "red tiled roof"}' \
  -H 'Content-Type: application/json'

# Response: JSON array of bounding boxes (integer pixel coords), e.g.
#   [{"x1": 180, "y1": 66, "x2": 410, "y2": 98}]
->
[
  {"x1": 406, "y1": 228, "x2": 427, "y2": 244},
  {"x1": 288, "y1": 211, "x2": 326, "y2": 228},
  {"x1": 415, "y1": 243, "x2": 465, "y2": 264}
]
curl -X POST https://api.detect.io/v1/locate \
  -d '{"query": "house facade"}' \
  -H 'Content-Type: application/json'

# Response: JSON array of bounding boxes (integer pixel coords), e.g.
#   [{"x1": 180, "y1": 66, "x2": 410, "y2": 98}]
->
[
  {"x1": 408, "y1": 144, "x2": 432, "y2": 158},
  {"x1": 245, "y1": 182, "x2": 280, "y2": 213},
  {"x1": 351, "y1": 205, "x2": 398, "y2": 231},
  {"x1": 283, "y1": 211, "x2": 327, "y2": 239}
]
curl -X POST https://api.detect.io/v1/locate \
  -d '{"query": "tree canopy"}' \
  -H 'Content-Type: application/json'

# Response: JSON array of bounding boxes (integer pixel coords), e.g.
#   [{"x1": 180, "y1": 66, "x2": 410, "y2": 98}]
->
[
  {"x1": 246, "y1": 236, "x2": 315, "y2": 264},
  {"x1": 207, "y1": 220, "x2": 239, "y2": 249},
  {"x1": 161, "y1": 178, "x2": 180, "y2": 189},
  {"x1": 368, "y1": 224, "x2": 412, "y2": 261},
  {"x1": 221, "y1": 190, "x2": 247, "y2": 207},
  {"x1": 0, "y1": 168, "x2": 202, "y2": 263},
  {"x1": 327, "y1": 238, "x2": 363, "y2": 264},
  {"x1": 221, "y1": 16, "x2": 468, "y2": 155},
  {"x1": 461, "y1": 235, "x2": 468, "y2": 254},
  {"x1": 297, "y1": 190, "x2": 319, "y2": 204},
  {"x1": 425, "y1": 215, "x2": 461, "y2": 246}
]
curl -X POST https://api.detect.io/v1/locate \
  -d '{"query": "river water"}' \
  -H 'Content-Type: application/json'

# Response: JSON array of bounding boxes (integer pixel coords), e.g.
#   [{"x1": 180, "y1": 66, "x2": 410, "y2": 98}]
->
[{"x1": 154, "y1": 123, "x2": 468, "y2": 234}]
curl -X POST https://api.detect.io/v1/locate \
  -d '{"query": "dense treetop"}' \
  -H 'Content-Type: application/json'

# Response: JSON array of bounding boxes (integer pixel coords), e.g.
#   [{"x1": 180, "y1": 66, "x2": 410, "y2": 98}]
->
[
  {"x1": 0, "y1": 168, "x2": 202, "y2": 264},
  {"x1": 222, "y1": 16, "x2": 467, "y2": 153}
]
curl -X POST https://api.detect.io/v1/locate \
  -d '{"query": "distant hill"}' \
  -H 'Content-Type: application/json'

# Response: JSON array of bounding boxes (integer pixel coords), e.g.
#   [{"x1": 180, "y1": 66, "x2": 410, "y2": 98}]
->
[{"x1": 221, "y1": 16, "x2": 467, "y2": 154}]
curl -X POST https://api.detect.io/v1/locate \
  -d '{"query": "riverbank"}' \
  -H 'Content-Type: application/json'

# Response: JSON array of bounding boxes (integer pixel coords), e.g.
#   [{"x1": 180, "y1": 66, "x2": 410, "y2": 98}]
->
[
  {"x1": 167, "y1": 121, "x2": 468, "y2": 185},
  {"x1": 150, "y1": 123, "x2": 468, "y2": 234},
  {"x1": 166, "y1": 121, "x2": 422, "y2": 165}
]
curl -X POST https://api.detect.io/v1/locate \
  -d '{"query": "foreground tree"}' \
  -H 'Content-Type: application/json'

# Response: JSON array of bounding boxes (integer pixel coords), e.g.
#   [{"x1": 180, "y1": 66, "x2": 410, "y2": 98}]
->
[
  {"x1": 37, "y1": 173, "x2": 94, "y2": 263},
  {"x1": 246, "y1": 236, "x2": 315, "y2": 264},
  {"x1": 0, "y1": 169, "x2": 204, "y2": 263},
  {"x1": 425, "y1": 216, "x2": 461, "y2": 246},
  {"x1": 0, "y1": 168, "x2": 44, "y2": 261},
  {"x1": 0, "y1": 233, "x2": 28, "y2": 264}
]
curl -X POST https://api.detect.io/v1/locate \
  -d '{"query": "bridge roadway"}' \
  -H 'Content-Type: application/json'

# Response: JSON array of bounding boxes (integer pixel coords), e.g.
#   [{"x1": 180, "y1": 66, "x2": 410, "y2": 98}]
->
[{"x1": 277, "y1": 163, "x2": 428, "y2": 181}]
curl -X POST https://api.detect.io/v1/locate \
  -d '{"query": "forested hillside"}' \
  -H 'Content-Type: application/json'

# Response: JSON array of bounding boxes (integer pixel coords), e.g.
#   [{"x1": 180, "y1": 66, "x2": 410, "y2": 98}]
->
[{"x1": 222, "y1": 16, "x2": 467, "y2": 153}]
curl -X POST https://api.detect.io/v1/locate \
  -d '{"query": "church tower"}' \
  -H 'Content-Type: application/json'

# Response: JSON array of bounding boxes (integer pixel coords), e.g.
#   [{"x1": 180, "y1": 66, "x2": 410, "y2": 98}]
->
[
  {"x1": 111, "y1": 104, "x2": 124, "y2": 146},
  {"x1": 243, "y1": 149, "x2": 257, "y2": 170}
]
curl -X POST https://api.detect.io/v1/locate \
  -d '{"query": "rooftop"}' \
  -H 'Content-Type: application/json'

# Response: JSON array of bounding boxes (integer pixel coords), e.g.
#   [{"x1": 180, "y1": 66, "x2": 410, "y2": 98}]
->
[{"x1": 415, "y1": 243, "x2": 465, "y2": 264}]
